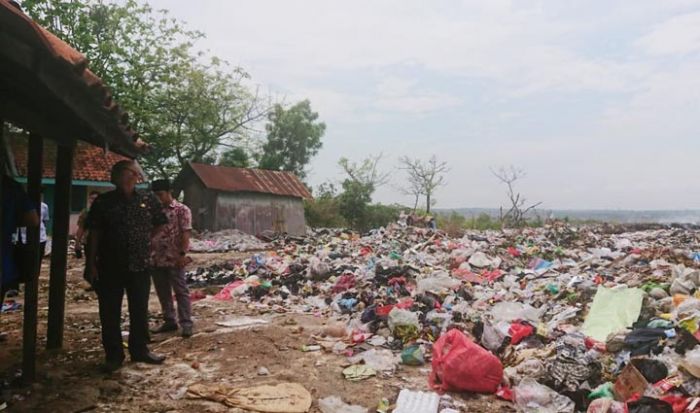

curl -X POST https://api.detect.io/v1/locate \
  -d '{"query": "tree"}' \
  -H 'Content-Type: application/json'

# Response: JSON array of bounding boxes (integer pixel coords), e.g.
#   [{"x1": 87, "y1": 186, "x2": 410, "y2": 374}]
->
[
  {"x1": 142, "y1": 61, "x2": 267, "y2": 177},
  {"x1": 338, "y1": 179, "x2": 373, "y2": 230},
  {"x1": 491, "y1": 165, "x2": 542, "y2": 228},
  {"x1": 398, "y1": 155, "x2": 449, "y2": 214},
  {"x1": 21, "y1": 0, "x2": 267, "y2": 178},
  {"x1": 218, "y1": 147, "x2": 250, "y2": 168},
  {"x1": 338, "y1": 153, "x2": 390, "y2": 190},
  {"x1": 258, "y1": 100, "x2": 325, "y2": 179}
]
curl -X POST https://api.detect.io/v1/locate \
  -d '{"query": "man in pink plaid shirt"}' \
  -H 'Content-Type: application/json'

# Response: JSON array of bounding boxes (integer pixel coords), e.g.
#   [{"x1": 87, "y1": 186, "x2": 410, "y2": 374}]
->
[{"x1": 150, "y1": 179, "x2": 194, "y2": 338}]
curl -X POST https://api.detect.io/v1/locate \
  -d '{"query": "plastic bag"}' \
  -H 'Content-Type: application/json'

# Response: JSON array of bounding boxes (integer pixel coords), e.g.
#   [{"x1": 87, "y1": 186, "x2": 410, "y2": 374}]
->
[
  {"x1": 513, "y1": 378, "x2": 574, "y2": 413},
  {"x1": 627, "y1": 396, "x2": 672, "y2": 413},
  {"x1": 491, "y1": 302, "x2": 544, "y2": 324},
  {"x1": 388, "y1": 308, "x2": 420, "y2": 332},
  {"x1": 401, "y1": 344, "x2": 425, "y2": 366},
  {"x1": 682, "y1": 346, "x2": 700, "y2": 378},
  {"x1": 213, "y1": 281, "x2": 244, "y2": 301},
  {"x1": 586, "y1": 398, "x2": 625, "y2": 413},
  {"x1": 416, "y1": 273, "x2": 461, "y2": 294},
  {"x1": 429, "y1": 329, "x2": 503, "y2": 393},
  {"x1": 319, "y1": 396, "x2": 367, "y2": 413},
  {"x1": 468, "y1": 252, "x2": 500, "y2": 268},
  {"x1": 348, "y1": 349, "x2": 398, "y2": 373},
  {"x1": 482, "y1": 321, "x2": 508, "y2": 352},
  {"x1": 624, "y1": 328, "x2": 667, "y2": 356},
  {"x1": 582, "y1": 286, "x2": 644, "y2": 342},
  {"x1": 309, "y1": 257, "x2": 331, "y2": 280},
  {"x1": 509, "y1": 322, "x2": 534, "y2": 345},
  {"x1": 629, "y1": 359, "x2": 668, "y2": 383}
]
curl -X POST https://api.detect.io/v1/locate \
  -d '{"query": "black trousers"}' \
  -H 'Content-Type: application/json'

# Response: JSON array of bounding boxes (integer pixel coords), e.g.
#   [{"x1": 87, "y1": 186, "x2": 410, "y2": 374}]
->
[{"x1": 96, "y1": 269, "x2": 151, "y2": 362}]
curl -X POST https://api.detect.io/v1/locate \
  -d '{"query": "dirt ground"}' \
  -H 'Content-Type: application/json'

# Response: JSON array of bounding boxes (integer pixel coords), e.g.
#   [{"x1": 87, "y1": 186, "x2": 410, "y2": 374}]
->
[{"x1": 0, "y1": 252, "x2": 513, "y2": 413}]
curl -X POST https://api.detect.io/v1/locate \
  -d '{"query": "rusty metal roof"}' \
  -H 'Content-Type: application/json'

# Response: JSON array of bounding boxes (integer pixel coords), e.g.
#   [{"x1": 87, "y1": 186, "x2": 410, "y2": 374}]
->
[
  {"x1": 0, "y1": 0, "x2": 147, "y2": 158},
  {"x1": 188, "y1": 162, "x2": 312, "y2": 199}
]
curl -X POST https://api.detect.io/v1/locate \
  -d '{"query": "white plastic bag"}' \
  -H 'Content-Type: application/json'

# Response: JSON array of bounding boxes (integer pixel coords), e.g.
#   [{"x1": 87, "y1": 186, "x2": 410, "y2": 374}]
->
[
  {"x1": 319, "y1": 396, "x2": 367, "y2": 413},
  {"x1": 683, "y1": 347, "x2": 700, "y2": 378},
  {"x1": 348, "y1": 349, "x2": 399, "y2": 373},
  {"x1": 417, "y1": 272, "x2": 461, "y2": 294},
  {"x1": 513, "y1": 378, "x2": 574, "y2": 413},
  {"x1": 388, "y1": 308, "x2": 420, "y2": 332}
]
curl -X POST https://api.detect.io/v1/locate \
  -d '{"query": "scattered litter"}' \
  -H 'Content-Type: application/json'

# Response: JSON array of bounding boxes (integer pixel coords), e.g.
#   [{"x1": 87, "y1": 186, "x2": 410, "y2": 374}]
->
[
  {"x1": 393, "y1": 389, "x2": 439, "y2": 413},
  {"x1": 318, "y1": 396, "x2": 367, "y2": 413},
  {"x1": 187, "y1": 382, "x2": 311, "y2": 412},
  {"x1": 215, "y1": 317, "x2": 269, "y2": 328},
  {"x1": 342, "y1": 365, "x2": 377, "y2": 381},
  {"x1": 178, "y1": 221, "x2": 700, "y2": 411},
  {"x1": 582, "y1": 286, "x2": 644, "y2": 341}
]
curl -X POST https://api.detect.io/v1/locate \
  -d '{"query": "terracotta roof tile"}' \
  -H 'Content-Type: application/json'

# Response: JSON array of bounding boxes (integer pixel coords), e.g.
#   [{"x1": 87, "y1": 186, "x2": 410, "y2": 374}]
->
[
  {"x1": 10, "y1": 134, "x2": 127, "y2": 182},
  {"x1": 0, "y1": 0, "x2": 147, "y2": 157}
]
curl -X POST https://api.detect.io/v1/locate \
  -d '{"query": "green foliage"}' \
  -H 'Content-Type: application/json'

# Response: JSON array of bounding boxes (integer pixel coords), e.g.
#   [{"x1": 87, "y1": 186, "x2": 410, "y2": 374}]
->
[
  {"x1": 22, "y1": 0, "x2": 266, "y2": 178},
  {"x1": 305, "y1": 176, "x2": 400, "y2": 231},
  {"x1": 304, "y1": 181, "x2": 345, "y2": 228},
  {"x1": 363, "y1": 204, "x2": 402, "y2": 231},
  {"x1": 466, "y1": 213, "x2": 502, "y2": 230},
  {"x1": 338, "y1": 179, "x2": 373, "y2": 230},
  {"x1": 258, "y1": 100, "x2": 325, "y2": 179},
  {"x1": 218, "y1": 147, "x2": 250, "y2": 168}
]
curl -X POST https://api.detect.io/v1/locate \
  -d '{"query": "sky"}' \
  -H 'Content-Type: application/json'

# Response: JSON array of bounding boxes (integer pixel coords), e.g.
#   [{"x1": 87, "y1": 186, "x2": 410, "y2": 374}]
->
[{"x1": 147, "y1": 0, "x2": 700, "y2": 210}]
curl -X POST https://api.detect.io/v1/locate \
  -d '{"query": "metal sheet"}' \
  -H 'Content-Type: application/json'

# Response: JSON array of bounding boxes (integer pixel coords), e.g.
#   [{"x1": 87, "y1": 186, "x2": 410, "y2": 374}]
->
[{"x1": 189, "y1": 162, "x2": 311, "y2": 199}]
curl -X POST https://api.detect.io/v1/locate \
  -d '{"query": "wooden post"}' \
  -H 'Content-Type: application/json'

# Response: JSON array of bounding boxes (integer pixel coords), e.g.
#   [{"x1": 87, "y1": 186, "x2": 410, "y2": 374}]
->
[
  {"x1": 0, "y1": 119, "x2": 4, "y2": 298},
  {"x1": 22, "y1": 133, "x2": 42, "y2": 383},
  {"x1": 47, "y1": 143, "x2": 73, "y2": 349}
]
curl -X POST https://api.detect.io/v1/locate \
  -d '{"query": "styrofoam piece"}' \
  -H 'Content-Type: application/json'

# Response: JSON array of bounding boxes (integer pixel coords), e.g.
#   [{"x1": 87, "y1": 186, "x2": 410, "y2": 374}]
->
[{"x1": 393, "y1": 390, "x2": 439, "y2": 413}]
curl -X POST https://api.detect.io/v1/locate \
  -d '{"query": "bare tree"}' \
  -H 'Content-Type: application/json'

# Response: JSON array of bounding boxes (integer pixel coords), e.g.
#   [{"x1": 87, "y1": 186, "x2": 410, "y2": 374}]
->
[
  {"x1": 398, "y1": 177, "x2": 423, "y2": 212},
  {"x1": 491, "y1": 165, "x2": 542, "y2": 228},
  {"x1": 398, "y1": 155, "x2": 449, "y2": 214},
  {"x1": 338, "y1": 153, "x2": 391, "y2": 189}
]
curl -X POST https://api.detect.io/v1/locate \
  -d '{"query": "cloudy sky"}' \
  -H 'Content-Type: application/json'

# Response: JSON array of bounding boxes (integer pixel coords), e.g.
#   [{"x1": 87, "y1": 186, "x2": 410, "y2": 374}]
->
[{"x1": 148, "y1": 0, "x2": 700, "y2": 210}]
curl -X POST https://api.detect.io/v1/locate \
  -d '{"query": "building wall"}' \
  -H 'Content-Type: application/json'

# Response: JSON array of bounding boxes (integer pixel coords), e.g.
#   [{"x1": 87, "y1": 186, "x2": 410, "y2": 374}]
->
[
  {"x1": 214, "y1": 192, "x2": 306, "y2": 235},
  {"x1": 182, "y1": 181, "x2": 219, "y2": 231}
]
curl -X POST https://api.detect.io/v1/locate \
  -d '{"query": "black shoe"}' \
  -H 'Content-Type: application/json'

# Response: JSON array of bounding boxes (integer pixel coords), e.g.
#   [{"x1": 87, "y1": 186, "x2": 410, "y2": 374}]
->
[
  {"x1": 150, "y1": 323, "x2": 178, "y2": 334},
  {"x1": 181, "y1": 325, "x2": 193, "y2": 338},
  {"x1": 131, "y1": 352, "x2": 166, "y2": 364},
  {"x1": 100, "y1": 359, "x2": 124, "y2": 373}
]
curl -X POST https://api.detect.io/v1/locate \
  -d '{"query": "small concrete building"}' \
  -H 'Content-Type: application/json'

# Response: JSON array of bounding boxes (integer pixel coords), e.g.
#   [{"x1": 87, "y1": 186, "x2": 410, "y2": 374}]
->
[{"x1": 175, "y1": 162, "x2": 312, "y2": 235}]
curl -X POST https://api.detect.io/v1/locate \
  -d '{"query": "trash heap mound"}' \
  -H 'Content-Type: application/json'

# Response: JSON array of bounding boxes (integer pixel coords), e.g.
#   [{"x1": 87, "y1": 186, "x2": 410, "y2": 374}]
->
[
  {"x1": 189, "y1": 229, "x2": 269, "y2": 253},
  {"x1": 187, "y1": 222, "x2": 700, "y2": 412}
]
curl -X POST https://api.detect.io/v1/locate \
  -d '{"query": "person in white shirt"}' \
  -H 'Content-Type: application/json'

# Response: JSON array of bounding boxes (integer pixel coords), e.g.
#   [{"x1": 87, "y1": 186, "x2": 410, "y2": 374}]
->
[{"x1": 18, "y1": 196, "x2": 49, "y2": 258}]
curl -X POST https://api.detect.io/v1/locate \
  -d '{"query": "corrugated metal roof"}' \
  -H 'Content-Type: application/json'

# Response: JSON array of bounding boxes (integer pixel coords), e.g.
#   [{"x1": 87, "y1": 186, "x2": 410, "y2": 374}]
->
[
  {"x1": 188, "y1": 162, "x2": 312, "y2": 199},
  {"x1": 0, "y1": 0, "x2": 147, "y2": 158}
]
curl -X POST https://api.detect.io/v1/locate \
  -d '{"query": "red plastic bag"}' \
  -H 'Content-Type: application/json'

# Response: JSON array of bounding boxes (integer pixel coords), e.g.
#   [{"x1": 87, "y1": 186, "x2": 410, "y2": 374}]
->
[
  {"x1": 429, "y1": 329, "x2": 503, "y2": 393},
  {"x1": 508, "y1": 322, "x2": 534, "y2": 345},
  {"x1": 332, "y1": 274, "x2": 356, "y2": 293},
  {"x1": 213, "y1": 281, "x2": 244, "y2": 301}
]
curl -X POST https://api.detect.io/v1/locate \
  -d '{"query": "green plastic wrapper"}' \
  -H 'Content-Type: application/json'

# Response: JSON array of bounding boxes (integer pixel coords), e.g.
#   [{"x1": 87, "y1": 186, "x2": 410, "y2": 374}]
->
[
  {"x1": 400, "y1": 344, "x2": 425, "y2": 366},
  {"x1": 582, "y1": 286, "x2": 644, "y2": 342},
  {"x1": 588, "y1": 382, "x2": 614, "y2": 400}
]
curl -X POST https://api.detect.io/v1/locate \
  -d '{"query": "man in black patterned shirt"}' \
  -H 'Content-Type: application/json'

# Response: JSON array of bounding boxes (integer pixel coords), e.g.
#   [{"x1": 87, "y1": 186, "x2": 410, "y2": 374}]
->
[{"x1": 86, "y1": 160, "x2": 168, "y2": 372}]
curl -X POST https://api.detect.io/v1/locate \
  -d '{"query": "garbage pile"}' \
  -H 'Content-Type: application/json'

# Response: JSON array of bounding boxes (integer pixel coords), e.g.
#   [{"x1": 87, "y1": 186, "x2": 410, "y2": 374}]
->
[
  {"x1": 187, "y1": 222, "x2": 700, "y2": 412},
  {"x1": 189, "y1": 229, "x2": 269, "y2": 253}
]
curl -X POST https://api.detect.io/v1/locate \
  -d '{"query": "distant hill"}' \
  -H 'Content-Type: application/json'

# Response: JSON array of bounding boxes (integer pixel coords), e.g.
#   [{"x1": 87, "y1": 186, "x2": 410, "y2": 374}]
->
[{"x1": 438, "y1": 208, "x2": 700, "y2": 224}]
